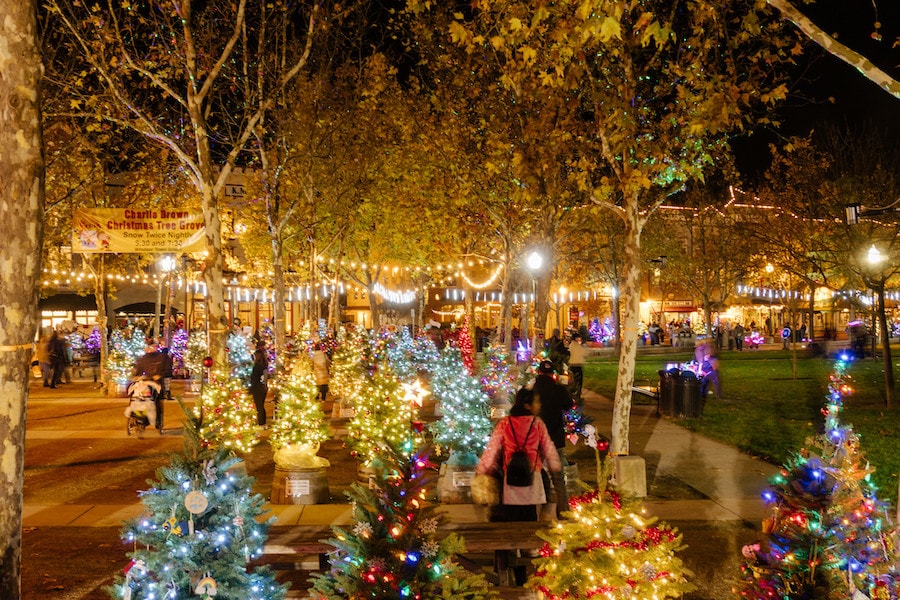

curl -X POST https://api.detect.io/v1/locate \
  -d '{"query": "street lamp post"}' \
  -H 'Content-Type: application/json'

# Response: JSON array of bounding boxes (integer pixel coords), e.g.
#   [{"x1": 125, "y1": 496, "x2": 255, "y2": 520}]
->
[
  {"x1": 866, "y1": 244, "x2": 894, "y2": 408},
  {"x1": 526, "y1": 251, "x2": 544, "y2": 360},
  {"x1": 765, "y1": 263, "x2": 775, "y2": 338},
  {"x1": 155, "y1": 256, "x2": 177, "y2": 344}
]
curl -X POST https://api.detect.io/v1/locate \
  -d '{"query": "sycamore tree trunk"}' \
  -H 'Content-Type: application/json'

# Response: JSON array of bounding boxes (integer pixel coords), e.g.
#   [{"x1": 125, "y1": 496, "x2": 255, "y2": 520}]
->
[
  {"x1": 875, "y1": 282, "x2": 895, "y2": 408},
  {"x1": 198, "y1": 184, "x2": 228, "y2": 366},
  {"x1": 499, "y1": 262, "x2": 513, "y2": 353},
  {"x1": 271, "y1": 234, "x2": 286, "y2": 369},
  {"x1": 611, "y1": 207, "x2": 643, "y2": 456},
  {"x1": 0, "y1": 1, "x2": 44, "y2": 596},
  {"x1": 90, "y1": 255, "x2": 109, "y2": 389},
  {"x1": 190, "y1": 88, "x2": 228, "y2": 366}
]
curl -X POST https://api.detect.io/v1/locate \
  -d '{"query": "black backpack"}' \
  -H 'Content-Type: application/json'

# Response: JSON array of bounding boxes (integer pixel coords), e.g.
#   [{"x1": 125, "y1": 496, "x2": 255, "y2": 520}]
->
[{"x1": 505, "y1": 418, "x2": 536, "y2": 487}]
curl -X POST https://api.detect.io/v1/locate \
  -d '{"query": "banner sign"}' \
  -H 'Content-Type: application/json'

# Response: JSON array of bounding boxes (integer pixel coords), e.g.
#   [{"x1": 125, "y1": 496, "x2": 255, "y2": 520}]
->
[{"x1": 73, "y1": 208, "x2": 205, "y2": 253}]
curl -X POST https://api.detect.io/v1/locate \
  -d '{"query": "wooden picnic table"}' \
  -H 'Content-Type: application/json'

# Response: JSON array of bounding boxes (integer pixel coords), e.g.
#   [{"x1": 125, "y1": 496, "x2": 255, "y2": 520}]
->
[{"x1": 260, "y1": 520, "x2": 547, "y2": 588}]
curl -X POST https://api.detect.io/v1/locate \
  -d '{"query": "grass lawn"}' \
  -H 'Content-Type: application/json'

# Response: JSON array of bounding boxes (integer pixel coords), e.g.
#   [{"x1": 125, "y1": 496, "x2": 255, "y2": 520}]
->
[{"x1": 583, "y1": 349, "x2": 900, "y2": 504}]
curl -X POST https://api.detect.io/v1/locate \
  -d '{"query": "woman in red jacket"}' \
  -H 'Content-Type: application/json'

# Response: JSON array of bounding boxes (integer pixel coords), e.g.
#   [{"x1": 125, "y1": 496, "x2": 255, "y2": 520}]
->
[{"x1": 477, "y1": 387, "x2": 565, "y2": 522}]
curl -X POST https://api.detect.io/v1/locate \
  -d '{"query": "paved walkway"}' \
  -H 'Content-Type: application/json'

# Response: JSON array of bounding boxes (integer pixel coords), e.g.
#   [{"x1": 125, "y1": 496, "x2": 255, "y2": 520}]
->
[{"x1": 23, "y1": 379, "x2": 780, "y2": 530}]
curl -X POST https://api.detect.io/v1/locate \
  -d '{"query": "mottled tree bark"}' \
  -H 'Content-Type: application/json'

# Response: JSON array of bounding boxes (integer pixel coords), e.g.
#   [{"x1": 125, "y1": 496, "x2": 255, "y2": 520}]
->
[
  {"x1": 0, "y1": 0, "x2": 44, "y2": 596},
  {"x1": 610, "y1": 203, "x2": 642, "y2": 456}
]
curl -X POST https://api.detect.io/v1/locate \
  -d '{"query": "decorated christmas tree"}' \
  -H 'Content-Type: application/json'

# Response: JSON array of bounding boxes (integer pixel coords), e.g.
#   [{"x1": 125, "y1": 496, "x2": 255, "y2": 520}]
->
[
  {"x1": 385, "y1": 328, "x2": 418, "y2": 381},
  {"x1": 107, "y1": 326, "x2": 147, "y2": 386},
  {"x1": 428, "y1": 346, "x2": 493, "y2": 463},
  {"x1": 479, "y1": 344, "x2": 517, "y2": 406},
  {"x1": 84, "y1": 326, "x2": 102, "y2": 355},
  {"x1": 345, "y1": 363, "x2": 419, "y2": 467},
  {"x1": 193, "y1": 370, "x2": 261, "y2": 453},
  {"x1": 227, "y1": 331, "x2": 254, "y2": 383},
  {"x1": 168, "y1": 327, "x2": 189, "y2": 375},
  {"x1": 530, "y1": 428, "x2": 695, "y2": 599},
  {"x1": 309, "y1": 443, "x2": 497, "y2": 600},
  {"x1": 329, "y1": 325, "x2": 368, "y2": 399},
  {"x1": 269, "y1": 355, "x2": 330, "y2": 468},
  {"x1": 457, "y1": 316, "x2": 476, "y2": 374},
  {"x1": 184, "y1": 330, "x2": 208, "y2": 380},
  {"x1": 735, "y1": 356, "x2": 900, "y2": 599},
  {"x1": 107, "y1": 409, "x2": 286, "y2": 600}
]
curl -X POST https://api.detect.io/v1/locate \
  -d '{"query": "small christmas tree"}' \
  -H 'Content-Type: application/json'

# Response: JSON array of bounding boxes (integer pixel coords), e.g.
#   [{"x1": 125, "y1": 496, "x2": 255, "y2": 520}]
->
[
  {"x1": 168, "y1": 327, "x2": 189, "y2": 375},
  {"x1": 385, "y1": 328, "x2": 418, "y2": 381},
  {"x1": 107, "y1": 409, "x2": 287, "y2": 600},
  {"x1": 107, "y1": 326, "x2": 147, "y2": 386},
  {"x1": 456, "y1": 316, "x2": 476, "y2": 374},
  {"x1": 329, "y1": 325, "x2": 367, "y2": 399},
  {"x1": 736, "y1": 356, "x2": 900, "y2": 599},
  {"x1": 269, "y1": 355, "x2": 330, "y2": 468},
  {"x1": 346, "y1": 363, "x2": 419, "y2": 467},
  {"x1": 184, "y1": 330, "x2": 208, "y2": 379},
  {"x1": 309, "y1": 444, "x2": 497, "y2": 600},
  {"x1": 530, "y1": 428, "x2": 695, "y2": 599},
  {"x1": 479, "y1": 344, "x2": 517, "y2": 405},
  {"x1": 227, "y1": 331, "x2": 254, "y2": 383},
  {"x1": 193, "y1": 370, "x2": 260, "y2": 453},
  {"x1": 428, "y1": 347, "x2": 493, "y2": 462},
  {"x1": 84, "y1": 326, "x2": 102, "y2": 355}
]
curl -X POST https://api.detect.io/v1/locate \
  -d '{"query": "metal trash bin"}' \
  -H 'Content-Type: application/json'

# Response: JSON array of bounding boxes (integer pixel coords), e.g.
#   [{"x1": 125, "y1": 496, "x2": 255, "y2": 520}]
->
[
  {"x1": 681, "y1": 370, "x2": 703, "y2": 418},
  {"x1": 658, "y1": 369, "x2": 678, "y2": 416}
]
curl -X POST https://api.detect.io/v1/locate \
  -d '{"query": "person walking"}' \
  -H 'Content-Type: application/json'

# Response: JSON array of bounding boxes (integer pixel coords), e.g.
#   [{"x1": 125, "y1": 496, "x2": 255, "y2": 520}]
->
[
  {"x1": 476, "y1": 387, "x2": 565, "y2": 522},
  {"x1": 47, "y1": 330, "x2": 67, "y2": 388},
  {"x1": 249, "y1": 342, "x2": 269, "y2": 427},
  {"x1": 566, "y1": 333, "x2": 589, "y2": 404},
  {"x1": 545, "y1": 329, "x2": 569, "y2": 374},
  {"x1": 533, "y1": 359, "x2": 574, "y2": 512},
  {"x1": 781, "y1": 324, "x2": 792, "y2": 350},
  {"x1": 133, "y1": 339, "x2": 167, "y2": 432},
  {"x1": 699, "y1": 351, "x2": 721, "y2": 399},
  {"x1": 36, "y1": 330, "x2": 52, "y2": 387},
  {"x1": 311, "y1": 343, "x2": 331, "y2": 402},
  {"x1": 733, "y1": 322, "x2": 745, "y2": 351}
]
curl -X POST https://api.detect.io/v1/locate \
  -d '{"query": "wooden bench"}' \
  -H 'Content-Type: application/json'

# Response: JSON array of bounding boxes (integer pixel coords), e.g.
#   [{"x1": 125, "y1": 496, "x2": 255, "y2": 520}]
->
[{"x1": 259, "y1": 521, "x2": 546, "y2": 589}]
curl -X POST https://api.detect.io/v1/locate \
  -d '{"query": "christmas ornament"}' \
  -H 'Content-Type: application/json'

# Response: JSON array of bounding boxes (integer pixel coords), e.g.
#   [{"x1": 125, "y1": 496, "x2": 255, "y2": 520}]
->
[
  {"x1": 194, "y1": 572, "x2": 217, "y2": 596},
  {"x1": 185, "y1": 490, "x2": 209, "y2": 515}
]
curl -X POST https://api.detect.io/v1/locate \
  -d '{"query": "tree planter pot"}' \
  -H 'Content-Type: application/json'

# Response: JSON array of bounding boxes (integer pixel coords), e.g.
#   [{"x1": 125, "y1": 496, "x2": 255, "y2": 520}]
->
[
  {"x1": 437, "y1": 451, "x2": 478, "y2": 504},
  {"x1": 271, "y1": 465, "x2": 329, "y2": 504}
]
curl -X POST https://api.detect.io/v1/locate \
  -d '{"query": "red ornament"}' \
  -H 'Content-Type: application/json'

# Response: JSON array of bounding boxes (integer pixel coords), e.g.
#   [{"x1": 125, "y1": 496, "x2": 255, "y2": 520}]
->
[
  {"x1": 412, "y1": 421, "x2": 425, "y2": 433},
  {"x1": 203, "y1": 356, "x2": 213, "y2": 368}
]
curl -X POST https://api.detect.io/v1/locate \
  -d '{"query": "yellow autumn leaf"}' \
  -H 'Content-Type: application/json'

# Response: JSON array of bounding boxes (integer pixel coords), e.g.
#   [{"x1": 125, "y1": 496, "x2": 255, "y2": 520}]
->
[
  {"x1": 509, "y1": 17, "x2": 522, "y2": 31},
  {"x1": 599, "y1": 16, "x2": 622, "y2": 41},
  {"x1": 449, "y1": 21, "x2": 468, "y2": 44},
  {"x1": 519, "y1": 45, "x2": 536, "y2": 65},
  {"x1": 490, "y1": 35, "x2": 505, "y2": 50},
  {"x1": 575, "y1": 1, "x2": 592, "y2": 20},
  {"x1": 70, "y1": 99, "x2": 82, "y2": 109}
]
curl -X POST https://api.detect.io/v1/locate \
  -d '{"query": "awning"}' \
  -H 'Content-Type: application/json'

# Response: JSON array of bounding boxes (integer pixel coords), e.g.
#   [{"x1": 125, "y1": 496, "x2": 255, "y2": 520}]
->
[
  {"x1": 658, "y1": 305, "x2": 696, "y2": 313},
  {"x1": 39, "y1": 293, "x2": 97, "y2": 311},
  {"x1": 115, "y1": 302, "x2": 177, "y2": 316}
]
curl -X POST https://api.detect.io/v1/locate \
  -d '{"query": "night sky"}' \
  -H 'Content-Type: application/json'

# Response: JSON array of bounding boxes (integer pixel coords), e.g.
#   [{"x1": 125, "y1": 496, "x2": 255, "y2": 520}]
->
[{"x1": 733, "y1": 0, "x2": 899, "y2": 182}]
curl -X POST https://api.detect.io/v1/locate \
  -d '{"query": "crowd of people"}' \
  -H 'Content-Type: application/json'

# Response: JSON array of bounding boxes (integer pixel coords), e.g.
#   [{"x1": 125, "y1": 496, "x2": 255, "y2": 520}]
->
[{"x1": 35, "y1": 330, "x2": 75, "y2": 388}]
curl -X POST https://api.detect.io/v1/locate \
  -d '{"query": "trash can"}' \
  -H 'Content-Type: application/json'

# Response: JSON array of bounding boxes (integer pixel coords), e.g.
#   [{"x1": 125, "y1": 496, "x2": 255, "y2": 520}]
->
[
  {"x1": 671, "y1": 370, "x2": 685, "y2": 417},
  {"x1": 681, "y1": 370, "x2": 702, "y2": 418},
  {"x1": 658, "y1": 370, "x2": 675, "y2": 416}
]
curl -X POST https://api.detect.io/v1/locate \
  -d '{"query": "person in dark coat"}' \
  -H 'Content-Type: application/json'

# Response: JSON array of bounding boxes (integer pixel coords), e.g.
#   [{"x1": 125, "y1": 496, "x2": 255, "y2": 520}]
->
[
  {"x1": 47, "y1": 331, "x2": 67, "y2": 388},
  {"x1": 533, "y1": 359, "x2": 574, "y2": 512},
  {"x1": 133, "y1": 339, "x2": 167, "y2": 431},
  {"x1": 476, "y1": 387, "x2": 564, "y2": 522},
  {"x1": 249, "y1": 343, "x2": 269, "y2": 427}
]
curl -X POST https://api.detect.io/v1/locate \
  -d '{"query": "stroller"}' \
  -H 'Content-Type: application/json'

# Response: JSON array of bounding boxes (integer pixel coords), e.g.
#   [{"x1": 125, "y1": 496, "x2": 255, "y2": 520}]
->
[{"x1": 125, "y1": 378, "x2": 160, "y2": 437}]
